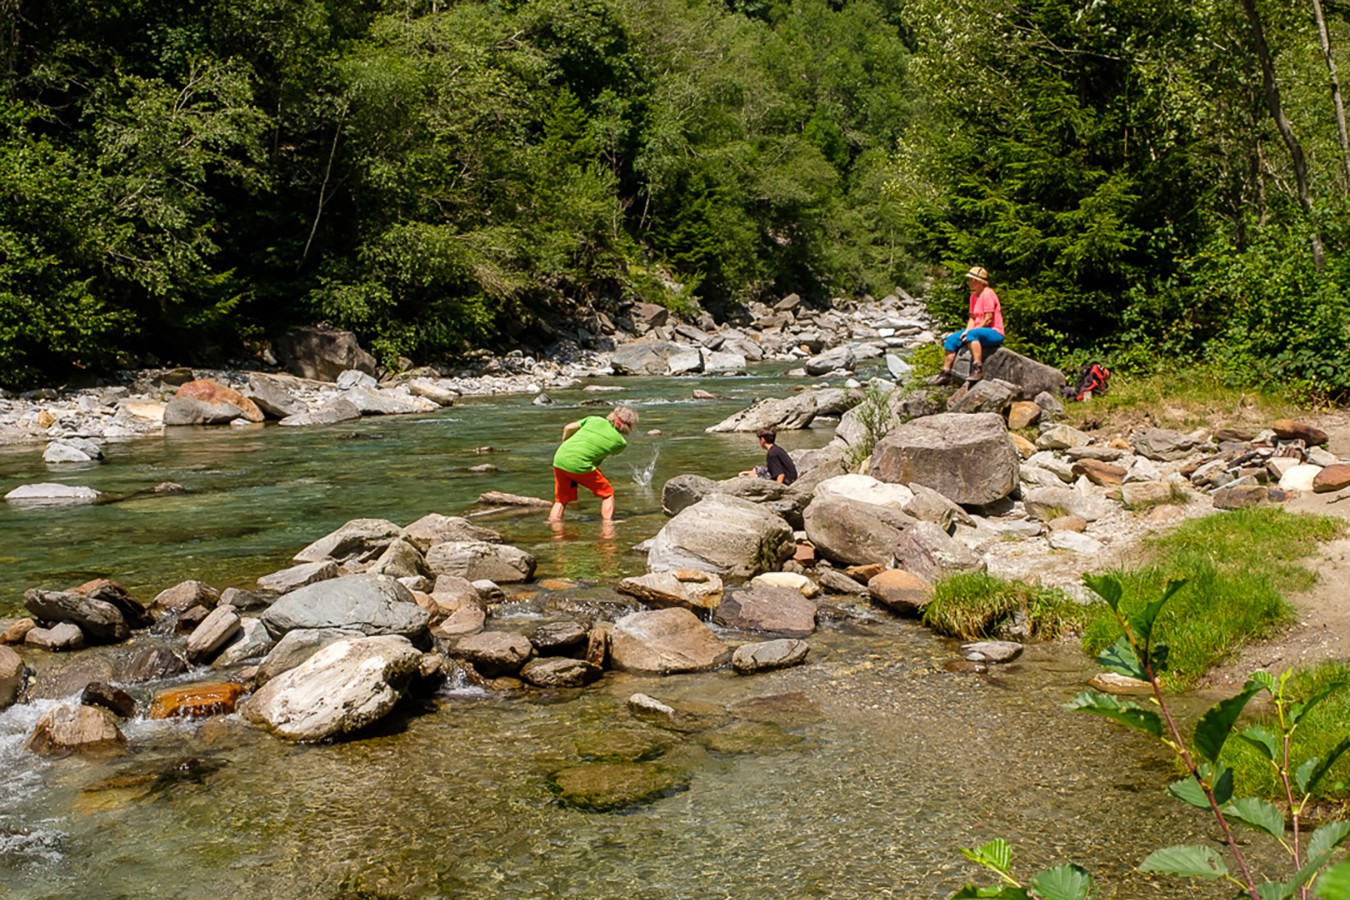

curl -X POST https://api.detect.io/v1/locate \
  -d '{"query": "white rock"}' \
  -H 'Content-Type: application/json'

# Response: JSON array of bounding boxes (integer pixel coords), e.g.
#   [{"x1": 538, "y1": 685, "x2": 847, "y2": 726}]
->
[{"x1": 1279, "y1": 465, "x2": 1322, "y2": 492}]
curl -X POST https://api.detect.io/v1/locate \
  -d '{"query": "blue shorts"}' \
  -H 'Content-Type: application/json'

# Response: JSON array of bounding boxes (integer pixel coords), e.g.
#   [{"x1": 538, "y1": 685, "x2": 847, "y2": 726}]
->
[{"x1": 943, "y1": 328, "x2": 1004, "y2": 354}]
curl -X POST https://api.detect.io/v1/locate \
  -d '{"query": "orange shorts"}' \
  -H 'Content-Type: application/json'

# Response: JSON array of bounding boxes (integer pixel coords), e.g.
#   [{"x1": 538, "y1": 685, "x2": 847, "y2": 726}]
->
[{"x1": 553, "y1": 467, "x2": 614, "y2": 504}]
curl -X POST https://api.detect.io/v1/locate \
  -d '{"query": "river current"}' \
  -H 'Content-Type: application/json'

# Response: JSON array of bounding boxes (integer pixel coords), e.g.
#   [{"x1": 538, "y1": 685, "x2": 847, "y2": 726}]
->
[{"x1": 0, "y1": 368, "x2": 1265, "y2": 897}]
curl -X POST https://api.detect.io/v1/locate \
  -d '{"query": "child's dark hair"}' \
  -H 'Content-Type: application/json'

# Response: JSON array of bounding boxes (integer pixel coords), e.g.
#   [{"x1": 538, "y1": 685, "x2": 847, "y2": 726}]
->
[{"x1": 755, "y1": 429, "x2": 777, "y2": 444}]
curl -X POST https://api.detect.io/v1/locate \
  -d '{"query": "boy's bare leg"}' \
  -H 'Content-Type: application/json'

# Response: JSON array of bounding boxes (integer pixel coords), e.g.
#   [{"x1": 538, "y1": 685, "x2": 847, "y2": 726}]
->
[
  {"x1": 600, "y1": 495, "x2": 616, "y2": 521},
  {"x1": 549, "y1": 501, "x2": 565, "y2": 522}
]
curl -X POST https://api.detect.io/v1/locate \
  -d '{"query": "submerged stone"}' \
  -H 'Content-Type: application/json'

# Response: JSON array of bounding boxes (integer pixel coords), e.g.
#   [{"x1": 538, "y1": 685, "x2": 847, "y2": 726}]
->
[
  {"x1": 549, "y1": 762, "x2": 689, "y2": 812},
  {"x1": 698, "y1": 720, "x2": 804, "y2": 755}
]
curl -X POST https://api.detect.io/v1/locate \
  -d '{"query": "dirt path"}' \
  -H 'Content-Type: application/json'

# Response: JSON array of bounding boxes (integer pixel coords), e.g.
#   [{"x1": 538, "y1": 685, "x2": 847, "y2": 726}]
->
[{"x1": 1197, "y1": 411, "x2": 1350, "y2": 692}]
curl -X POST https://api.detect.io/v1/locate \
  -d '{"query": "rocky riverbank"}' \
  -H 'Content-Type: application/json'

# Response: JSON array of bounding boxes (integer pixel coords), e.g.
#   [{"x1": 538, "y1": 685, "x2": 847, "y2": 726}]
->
[{"x1": 5, "y1": 289, "x2": 1350, "y2": 815}]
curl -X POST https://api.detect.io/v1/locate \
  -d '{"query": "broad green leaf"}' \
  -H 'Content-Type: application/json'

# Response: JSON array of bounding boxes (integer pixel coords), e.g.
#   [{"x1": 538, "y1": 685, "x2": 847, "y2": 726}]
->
[
  {"x1": 1028, "y1": 864, "x2": 1093, "y2": 900},
  {"x1": 1150, "y1": 641, "x2": 1170, "y2": 674},
  {"x1": 1128, "y1": 597, "x2": 1168, "y2": 649},
  {"x1": 1205, "y1": 762, "x2": 1235, "y2": 806},
  {"x1": 1168, "y1": 776, "x2": 1211, "y2": 809},
  {"x1": 1238, "y1": 726, "x2": 1278, "y2": 762},
  {"x1": 1220, "y1": 797, "x2": 1285, "y2": 841},
  {"x1": 1093, "y1": 638, "x2": 1146, "y2": 681},
  {"x1": 1138, "y1": 845, "x2": 1227, "y2": 879},
  {"x1": 961, "y1": 838, "x2": 1012, "y2": 874},
  {"x1": 1315, "y1": 859, "x2": 1350, "y2": 899},
  {"x1": 1247, "y1": 671, "x2": 1279, "y2": 696},
  {"x1": 1254, "y1": 881, "x2": 1292, "y2": 900},
  {"x1": 1195, "y1": 685, "x2": 1260, "y2": 762},
  {"x1": 1306, "y1": 820, "x2": 1350, "y2": 863},
  {"x1": 1296, "y1": 739, "x2": 1350, "y2": 796},
  {"x1": 1082, "y1": 574, "x2": 1123, "y2": 611},
  {"x1": 1065, "y1": 692, "x2": 1162, "y2": 737},
  {"x1": 1290, "y1": 681, "x2": 1347, "y2": 726}
]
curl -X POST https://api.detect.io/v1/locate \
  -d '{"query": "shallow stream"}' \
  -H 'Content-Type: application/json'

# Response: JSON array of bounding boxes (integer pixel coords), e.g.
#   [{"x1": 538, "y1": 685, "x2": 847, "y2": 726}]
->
[{"x1": 0, "y1": 369, "x2": 1268, "y2": 897}]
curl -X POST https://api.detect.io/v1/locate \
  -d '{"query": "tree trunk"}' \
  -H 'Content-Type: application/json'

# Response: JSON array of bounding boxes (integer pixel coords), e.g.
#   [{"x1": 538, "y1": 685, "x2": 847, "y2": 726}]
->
[
  {"x1": 1310, "y1": 0, "x2": 1350, "y2": 190},
  {"x1": 1239, "y1": 0, "x2": 1325, "y2": 270}
]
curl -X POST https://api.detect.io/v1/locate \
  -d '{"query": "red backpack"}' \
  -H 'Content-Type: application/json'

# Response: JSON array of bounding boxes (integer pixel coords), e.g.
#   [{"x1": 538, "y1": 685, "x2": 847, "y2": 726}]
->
[{"x1": 1066, "y1": 362, "x2": 1110, "y2": 401}]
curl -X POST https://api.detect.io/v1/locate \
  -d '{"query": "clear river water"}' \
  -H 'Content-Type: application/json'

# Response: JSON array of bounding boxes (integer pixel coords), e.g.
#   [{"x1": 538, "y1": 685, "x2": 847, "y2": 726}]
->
[{"x1": 0, "y1": 367, "x2": 1269, "y2": 897}]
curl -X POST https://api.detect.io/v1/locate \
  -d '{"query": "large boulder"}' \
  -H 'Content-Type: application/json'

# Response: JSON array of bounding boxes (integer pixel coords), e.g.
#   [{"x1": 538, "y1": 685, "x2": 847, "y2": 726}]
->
[
  {"x1": 712, "y1": 585, "x2": 817, "y2": 638},
  {"x1": 23, "y1": 587, "x2": 139, "y2": 643},
  {"x1": 812, "y1": 473, "x2": 914, "y2": 512},
  {"x1": 869, "y1": 412, "x2": 1019, "y2": 506},
  {"x1": 162, "y1": 396, "x2": 247, "y2": 426},
  {"x1": 243, "y1": 373, "x2": 308, "y2": 419},
  {"x1": 400, "y1": 514, "x2": 502, "y2": 551},
  {"x1": 260, "y1": 574, "x2": 430, "y2": 641},
  {"x1": 661, "y1": 474, "x2": 717, "y2": 517},
  {"x1": 5, "y1": 483, "x2": 102, "y2": 505},
  {"x1": 980, "y1": 349, "x2": 1067, "y2": 401},
  {"x1": 276, "y1": 325, "x2": 378, "y2": 382},
  {"x1": 256, "y1": 560, "x2": 339, "y2": 595},
  {"x1": 802, "y1": 495, "x2": 916, "y2": 567},
  {"x1": 609, "y1": 608, "x2": 732, "y2": 675},
  {"x1": 610, "y1": 341, "x2": 686, "y2": 376},
  {"x1": 646, "y1": 495, "x2": 794, "y2": 579},
  {"x1": 26, "y1": 703, "x2": 125, "y2": 755},
  {"x1": 705, "y1": 394, "x2": 819, "y2": 433},
  {"x1": 340, "y1": 387, "x2": 433, "y2": 416},
  {"x1": 293, "y1": 518, "x2": 402, "y2": 563},
  {"x1": 240, "y1": 635, "x2": 422, "y2": 741},
  {"x1": 804, "y1": 346, "x2": 856, "y2": 375},
  {"x1": 173, "y1": 379, "x2": 265, "y2": 423},
  {"x1": 424, "y1": 540, "x2": 536, "y2": 583},
  {"x1": 617, "y1": 570, "x2": 724, "y2": 613},
  {"x1": 450, "y1": 631, "x2": 534, "y2": 677},
  {"x1": 892, "y1": 521, "x2": 986, "y2": 581}
]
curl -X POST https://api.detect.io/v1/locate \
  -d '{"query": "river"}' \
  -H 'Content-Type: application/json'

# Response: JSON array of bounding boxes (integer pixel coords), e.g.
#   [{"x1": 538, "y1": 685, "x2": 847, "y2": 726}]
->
[{"x1": 0, "y1": 368, "x2": 1262, "y2": 897}]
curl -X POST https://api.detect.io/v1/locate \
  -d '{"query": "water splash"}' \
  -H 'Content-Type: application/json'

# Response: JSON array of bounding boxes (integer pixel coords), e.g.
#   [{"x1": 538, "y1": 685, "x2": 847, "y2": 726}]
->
[{"x1": 630, "y1": 447, "x2": 659, "y2": 487}]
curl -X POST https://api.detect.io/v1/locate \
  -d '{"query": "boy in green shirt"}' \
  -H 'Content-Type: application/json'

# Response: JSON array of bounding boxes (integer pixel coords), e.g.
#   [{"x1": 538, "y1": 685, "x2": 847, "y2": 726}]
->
[{"x1": 549, "y1": 405, "x2": 638, "y2": 523}]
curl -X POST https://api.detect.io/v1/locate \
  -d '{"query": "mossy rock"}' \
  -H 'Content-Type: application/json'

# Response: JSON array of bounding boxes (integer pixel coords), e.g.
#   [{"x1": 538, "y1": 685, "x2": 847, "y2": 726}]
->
[
  {"x1": 573, "y1": 728, "x2": 674, "y2": 763},
  {"x1": 698, "y1": 720, "x2": 804, "y2": 755},
  {"x1": 549, "y1": 762, "x2": 689, "y2": 812}
]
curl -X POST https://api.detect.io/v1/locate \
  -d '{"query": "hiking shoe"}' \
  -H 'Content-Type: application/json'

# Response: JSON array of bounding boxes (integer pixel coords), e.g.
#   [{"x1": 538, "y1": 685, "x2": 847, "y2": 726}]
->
[
  {"x1": 968, "y1": 363, "x2": 984, "y2": 382},
  {"x1": 928, "y1": 370, "x2": 953, "y2": 386}
]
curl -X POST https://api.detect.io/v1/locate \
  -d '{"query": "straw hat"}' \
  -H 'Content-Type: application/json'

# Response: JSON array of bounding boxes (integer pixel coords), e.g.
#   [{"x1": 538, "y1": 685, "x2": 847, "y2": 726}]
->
[{"x1": 965, "y1": 266, "x2": 989, "y2": 284}]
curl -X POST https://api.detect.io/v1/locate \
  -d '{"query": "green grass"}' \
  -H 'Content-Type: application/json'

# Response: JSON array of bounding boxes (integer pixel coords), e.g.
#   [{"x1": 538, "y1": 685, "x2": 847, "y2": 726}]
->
[
  {"x1": 1082, "y1": 508, "x2": 1344, "y2": 689},
  {"x1": 1063, "y1": 367, "x2": 1296, "y2": 433},
  {"x1": 923, "y1": 572, "x2": 1090, "y2": 640},
  {"x1": 1222, "y1": 661, "x2": 1350, "y2": 803}
]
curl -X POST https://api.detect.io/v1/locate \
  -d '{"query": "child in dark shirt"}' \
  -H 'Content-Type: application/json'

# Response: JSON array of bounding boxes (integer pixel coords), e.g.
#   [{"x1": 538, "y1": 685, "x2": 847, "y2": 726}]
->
[{"x1": 738, "y1": 429, "x2": 797, "y2": 485}]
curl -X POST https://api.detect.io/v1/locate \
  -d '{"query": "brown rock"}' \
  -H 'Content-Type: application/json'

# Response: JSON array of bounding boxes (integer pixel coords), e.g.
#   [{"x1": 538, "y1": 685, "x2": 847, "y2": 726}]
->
[
  {"x1": 1071, "y1": 459, "x2": 1126, "y2": 487},
  {"x1": 792, "y1": 543, "x2": 816, "y2": 565},
  {"x1": 176, "y1": 379, "x2": 265, "y2": 423},
  {"x1": 1006, "y1": 401, "x2": 1041, "y2": 430},
  {"x1": 609, "y1": 608, "x2": 731, "y2": 675},
  {"x1": 1313, "y1": 463, "x2": 1350, "y2": 494},
  {"x1": 431, "y1": 604, "x2": 486, "y2": 638},
  {"x1": 1211, "y1": 484, "x2": 1269, "y2": 510},
  {"x1": 81, "y1": 681, "x2": 137, "y2": 718},
  {"x1": 844, "y1": 564, "x2": 886, "y2": 582},
  {"x1": 1, "y1": 618, "x2": 35, "y2": 644},
  {"x1": 149, "y1": 682, "x2": 247, "y2": 719},
  {"x1": 712, "y1": 586, "x2": 818, "y2": 638},
  {"x1": 0, "y1": 644, "x2": 25, "y2": 709},
  {"x1": 451, "y1": 632, "x2": 534, "y2": 677},
  {"x1": 1272, "y1": 419, "x2": 1329, "y2": 446},
  {"x1": 1047, "y1": 515, "x2": 1088, "y2": 533},
  {"x1": 867, "y1": 569, "x2": 934, "y2": 615},
  {"x1": 585, "y1": 624, "x2": 610, "y2": 668},
  {"x1": 153, "y1": 580, "x2": 220, "y2": 614},
  {"x1": 1009, "y1": 433, "x2": 1036, "y2": 459},
  {"x1": 26, "y1": 703, "x2": 125, "y2": 755}
]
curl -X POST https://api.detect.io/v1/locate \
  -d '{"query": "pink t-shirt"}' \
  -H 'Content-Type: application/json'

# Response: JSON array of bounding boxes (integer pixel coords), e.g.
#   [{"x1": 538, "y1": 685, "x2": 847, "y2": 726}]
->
[{"x1": 970, "y1": 287, "x2": 1004, "y2": 335}]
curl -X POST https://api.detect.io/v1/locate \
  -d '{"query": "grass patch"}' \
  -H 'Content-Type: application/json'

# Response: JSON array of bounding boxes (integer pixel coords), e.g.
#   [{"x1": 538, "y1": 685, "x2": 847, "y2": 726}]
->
[
  {"x1": 1222, "y1": 661, "x2": 1350, "y2": 803},
  {"x1": 1064, "y1": 367, "x2": 1296, "y2": 433},
  {"x1": 1082, "y1": 508, "x2": 1344, "y2": 689},
  {"x1": 923, "y1": 572, "x2": 1090, "y2": 640}
]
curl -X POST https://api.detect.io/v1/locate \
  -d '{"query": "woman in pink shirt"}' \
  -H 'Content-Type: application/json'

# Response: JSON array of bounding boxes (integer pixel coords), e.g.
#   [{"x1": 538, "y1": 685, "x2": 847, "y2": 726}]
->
[{"x1": 931, "y1": 266, "x2": 1004, "y2": 384}]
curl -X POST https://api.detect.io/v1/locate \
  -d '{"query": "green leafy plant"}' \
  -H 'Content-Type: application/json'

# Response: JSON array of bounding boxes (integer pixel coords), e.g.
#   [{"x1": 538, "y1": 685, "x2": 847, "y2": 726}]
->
[
  {"x1": 953, "y1": 574, "x2": 1350, "y2": 899},
  {"x1": 844, "y1": 382, "x2": 894, "y2": 469},
  {"x1": 952, "y1": 838, "x2": 1093, "y2": 900}
]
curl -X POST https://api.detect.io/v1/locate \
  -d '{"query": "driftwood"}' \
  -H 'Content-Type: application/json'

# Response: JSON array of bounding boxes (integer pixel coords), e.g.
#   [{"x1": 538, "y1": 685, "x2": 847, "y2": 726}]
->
[{"x1": 477, "y1": 491, "x2": 551, "y2": 508}]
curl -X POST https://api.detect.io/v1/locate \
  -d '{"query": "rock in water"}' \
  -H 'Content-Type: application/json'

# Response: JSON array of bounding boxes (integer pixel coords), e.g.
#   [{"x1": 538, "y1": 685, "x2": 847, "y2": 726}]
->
[{"x1": 240, "y1": 635, "x2": 422, "y2": 741}]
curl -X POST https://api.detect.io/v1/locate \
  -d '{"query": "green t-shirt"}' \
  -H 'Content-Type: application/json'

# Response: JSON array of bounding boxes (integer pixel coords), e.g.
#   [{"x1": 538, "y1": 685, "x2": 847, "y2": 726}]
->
[{"x1": 553, "y1": 416, "x2": 628, "y2": 473}]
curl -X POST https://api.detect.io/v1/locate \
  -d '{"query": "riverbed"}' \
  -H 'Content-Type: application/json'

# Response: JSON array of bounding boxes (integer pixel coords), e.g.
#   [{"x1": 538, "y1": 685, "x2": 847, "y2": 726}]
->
[{"x1": 0, "y1": 368, "x2": 1263, "y2": 897}]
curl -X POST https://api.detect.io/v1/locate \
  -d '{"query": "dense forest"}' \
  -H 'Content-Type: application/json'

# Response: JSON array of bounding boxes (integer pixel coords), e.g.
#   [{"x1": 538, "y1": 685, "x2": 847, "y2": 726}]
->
[{"x1": 2, "y1": 0, "x2": 1349, "y2": 398}]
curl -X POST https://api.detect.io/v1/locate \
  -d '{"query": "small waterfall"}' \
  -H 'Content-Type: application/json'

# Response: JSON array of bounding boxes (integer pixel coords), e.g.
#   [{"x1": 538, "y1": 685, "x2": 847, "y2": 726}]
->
[{"x1": 630, "y1": 447, "x2": 659, "y2": 487}]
